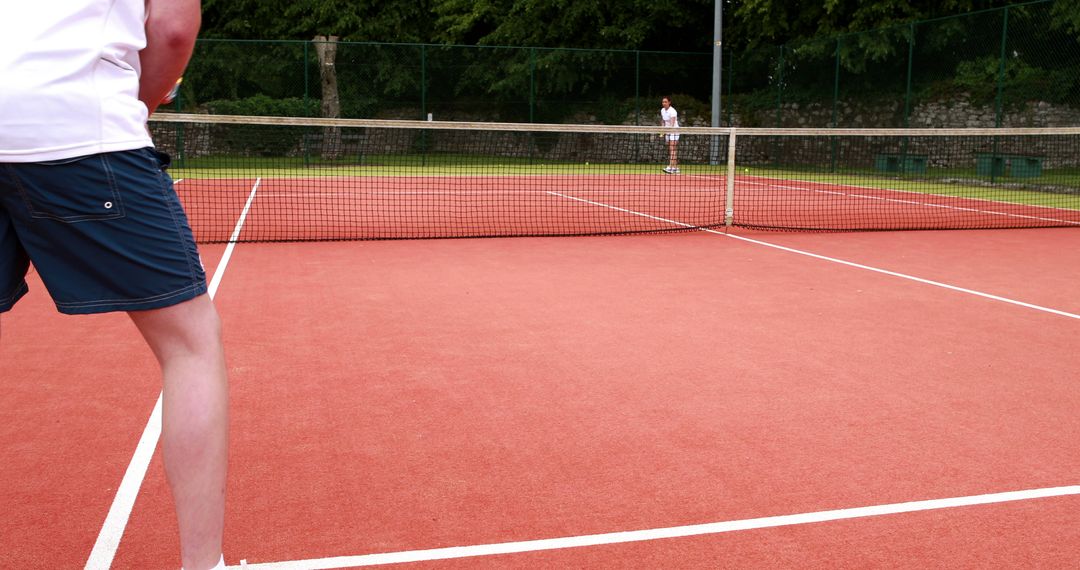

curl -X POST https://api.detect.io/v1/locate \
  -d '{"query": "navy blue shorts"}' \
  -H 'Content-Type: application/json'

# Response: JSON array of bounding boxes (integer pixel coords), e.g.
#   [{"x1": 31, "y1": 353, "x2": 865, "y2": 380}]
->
[{"x1": 0, "y1": 147, "x2": 207, "y2": 315}]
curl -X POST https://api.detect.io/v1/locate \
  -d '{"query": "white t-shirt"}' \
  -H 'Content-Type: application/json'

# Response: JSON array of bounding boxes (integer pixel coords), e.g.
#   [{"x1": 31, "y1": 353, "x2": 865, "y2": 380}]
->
[
  {"x1": 0, "y1": 1, "x2": 152, "y2": 162},
  {"x1": 661, "y1": 106, "x2": 679, "y2": 128}
]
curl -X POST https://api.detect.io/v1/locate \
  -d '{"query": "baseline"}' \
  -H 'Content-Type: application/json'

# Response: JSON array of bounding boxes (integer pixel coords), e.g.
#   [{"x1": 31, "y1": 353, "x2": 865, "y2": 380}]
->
[{"x1": 231, "y1": 485, "x2": 1080, "y2": 569}]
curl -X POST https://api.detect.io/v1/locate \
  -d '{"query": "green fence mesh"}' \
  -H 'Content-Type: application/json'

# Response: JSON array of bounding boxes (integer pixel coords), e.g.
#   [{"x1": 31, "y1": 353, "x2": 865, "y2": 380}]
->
[{"x1": 177, "y1": 1, "x2": 1079, "y2": 128}]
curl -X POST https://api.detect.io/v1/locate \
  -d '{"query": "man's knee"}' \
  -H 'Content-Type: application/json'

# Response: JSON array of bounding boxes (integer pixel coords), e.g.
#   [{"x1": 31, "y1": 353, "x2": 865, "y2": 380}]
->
[{"x1": 130, "y1": 294, "x2": 222, "y2": 360}]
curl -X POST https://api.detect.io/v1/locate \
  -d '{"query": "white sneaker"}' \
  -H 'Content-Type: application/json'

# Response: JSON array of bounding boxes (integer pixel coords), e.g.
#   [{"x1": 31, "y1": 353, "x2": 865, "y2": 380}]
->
[
  {"x1": 663, "y1": 167, "x2": 674, "y2": 174},
  {"x1": 673, "y1": 168, "x2": 680, "y2": 174}
]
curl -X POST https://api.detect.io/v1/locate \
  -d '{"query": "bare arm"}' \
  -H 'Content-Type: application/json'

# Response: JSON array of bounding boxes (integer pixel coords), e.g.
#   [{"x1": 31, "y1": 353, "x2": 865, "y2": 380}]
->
[{"x1": 140, "y1": 0, "x2": 201, "y2": 115}]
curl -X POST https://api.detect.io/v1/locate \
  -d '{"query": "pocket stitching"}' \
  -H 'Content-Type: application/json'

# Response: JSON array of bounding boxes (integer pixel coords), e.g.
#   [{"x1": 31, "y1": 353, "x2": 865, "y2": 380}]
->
[{"x1": 14, "y1": 156, "x2": 126, "y2": 223}]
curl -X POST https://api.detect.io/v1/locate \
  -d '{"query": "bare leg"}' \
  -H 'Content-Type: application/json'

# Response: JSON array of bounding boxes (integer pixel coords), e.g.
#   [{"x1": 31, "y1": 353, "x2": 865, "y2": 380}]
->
[
  {"x1": 129, "y1": 294, "x2": 227, "y2": 570},
  {"x1": 668, "y1": 140, "x2": 679, "y2": 170}
]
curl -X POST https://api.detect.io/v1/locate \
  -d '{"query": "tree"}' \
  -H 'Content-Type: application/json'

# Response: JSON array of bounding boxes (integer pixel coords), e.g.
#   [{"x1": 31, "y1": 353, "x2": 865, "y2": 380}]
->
[
  {"x1": 731, "y1": 0, "x2": 1019, "y2": 47},
  {"x1": 431, "y1": 0, "x2": 713, "y2": 50},
  {"x1": 1052, "y1": 0, "x2": 1080, "y2": 34},
  {"x1": 200, "y1": 0, "x2": 433, "y2": 42}
]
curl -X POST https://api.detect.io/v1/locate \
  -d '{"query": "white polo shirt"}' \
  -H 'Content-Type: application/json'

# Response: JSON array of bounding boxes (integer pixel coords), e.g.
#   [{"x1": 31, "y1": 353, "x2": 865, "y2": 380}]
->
[
  {"x1": 661, "y1": 106, "x2": 679, "y2": 128},
  {"x1": 0, "y1": 1, "x2": 152, "y2": 162}
]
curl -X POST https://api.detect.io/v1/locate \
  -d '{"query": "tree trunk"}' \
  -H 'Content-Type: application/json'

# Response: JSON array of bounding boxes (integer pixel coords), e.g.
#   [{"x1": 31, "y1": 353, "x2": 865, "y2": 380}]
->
[{"x1": 314, "y1": 35, "x2": 342, "y2": 160}]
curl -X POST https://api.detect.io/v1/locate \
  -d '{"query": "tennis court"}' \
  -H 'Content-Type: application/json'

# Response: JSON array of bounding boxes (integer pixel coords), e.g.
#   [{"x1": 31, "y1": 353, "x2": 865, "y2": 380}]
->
[{"x1": 2, "y1": 118, "x2": 1079, "y2": 569}]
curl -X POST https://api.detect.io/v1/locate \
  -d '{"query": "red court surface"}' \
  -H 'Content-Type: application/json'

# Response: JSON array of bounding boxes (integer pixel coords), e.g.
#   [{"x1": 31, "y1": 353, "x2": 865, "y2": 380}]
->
[
  {"x1": 175, "y1": 174, "x2": 1080, "y2": 243},
  {"x1": 2, "y1": 229, "x2": 1078, "y2": 569}
]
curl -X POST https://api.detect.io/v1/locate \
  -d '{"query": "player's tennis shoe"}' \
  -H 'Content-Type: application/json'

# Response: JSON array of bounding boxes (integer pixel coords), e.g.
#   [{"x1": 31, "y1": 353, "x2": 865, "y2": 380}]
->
[{"x1": 663, "y1": 167, "x2": 674, "y2": 174}]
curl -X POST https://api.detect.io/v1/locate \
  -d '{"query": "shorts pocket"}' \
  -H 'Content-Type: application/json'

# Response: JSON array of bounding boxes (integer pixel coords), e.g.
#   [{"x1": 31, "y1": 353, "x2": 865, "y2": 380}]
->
[{"x1": 13, "y1": 154, "x2": 125, "y2": 223}]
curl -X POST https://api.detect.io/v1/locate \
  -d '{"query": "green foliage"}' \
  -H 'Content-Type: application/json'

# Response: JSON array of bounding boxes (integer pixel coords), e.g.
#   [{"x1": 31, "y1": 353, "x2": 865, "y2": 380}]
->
[
  {"x1": 955, "y1": 56, "x2": 1074, "y2": 106},
  {"x1": 192, "y1": 0, "x2": 1080, "y2": 124},
  {"x1": 1051, "y1": 0, "x2": 1080, "y2": 35},
  {"x1": 732, "y1": 0, "x2": 1016, "y2": 46},
  {"x1": 430, "y1": 0, "x2": 713, "y2": 50},
  {"x1": 201, "y1": 0, "x2": 432, "y2": 42},
  {"x1": 665, "y1": 94, "x2": 712, "y2": 126},
  {"x1": 205, "y1": 95, "x2": 319, "y2": 117}
]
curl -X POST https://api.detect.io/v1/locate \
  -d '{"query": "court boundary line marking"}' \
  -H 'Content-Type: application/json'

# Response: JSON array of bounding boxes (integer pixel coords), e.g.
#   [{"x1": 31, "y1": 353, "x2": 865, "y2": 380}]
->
[
  {"x1": 231, "y1": 485, "x2": 1080, "y2": 569},
  {"x1": 80, "y1": 182, "x2": 1073, "y2": 568},
  {"x1": 84, "y1": 178, "x2": 260, "y2": 570},
  {"x1": 691, "y1": 172, "x2": 1080, "y2": 217},
  {"x1": 225, "y1": 191, "x2": 1076, "y2": 567},
  {"x1": 548, "y1": 191, "x2": 1079, "y2": 321},
  {"x1": 742, "y1": 180, "x2": 1080, "y2": 226}
]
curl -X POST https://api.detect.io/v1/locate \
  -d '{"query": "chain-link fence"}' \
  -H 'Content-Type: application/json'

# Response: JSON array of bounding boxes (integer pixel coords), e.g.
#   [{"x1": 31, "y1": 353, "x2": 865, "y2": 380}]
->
[
  {"x1": 726, "y1": 0, "x2": 1080, "y2": 128},
  {"x1": 177, "y1": 40, "x2": 712, "y2": 125},
  {"x1": 176, "y1": 0, "x2": 1079, "y2": 127}
]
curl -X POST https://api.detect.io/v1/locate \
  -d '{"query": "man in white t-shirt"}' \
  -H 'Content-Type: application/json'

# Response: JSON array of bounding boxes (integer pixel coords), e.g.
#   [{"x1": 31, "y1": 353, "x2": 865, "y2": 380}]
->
[
  {"x1": 0, "y1": 2, "x2": 227, "y2": 569},
  {"x1": 660, "y1": 96, "x2": 680, "y2": 174}
]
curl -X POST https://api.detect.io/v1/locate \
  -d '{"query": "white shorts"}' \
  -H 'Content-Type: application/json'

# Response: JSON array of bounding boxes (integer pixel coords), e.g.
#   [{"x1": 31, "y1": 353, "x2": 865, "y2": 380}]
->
[{"x1": 666, "y1": 134, "x2": 680, "y2": 142}]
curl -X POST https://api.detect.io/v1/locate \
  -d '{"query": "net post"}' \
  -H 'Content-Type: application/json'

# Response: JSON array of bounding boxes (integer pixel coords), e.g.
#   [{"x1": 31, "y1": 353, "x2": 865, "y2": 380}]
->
[{"x1": 725, "y1": 128, "x2": 737, "y2": 230}]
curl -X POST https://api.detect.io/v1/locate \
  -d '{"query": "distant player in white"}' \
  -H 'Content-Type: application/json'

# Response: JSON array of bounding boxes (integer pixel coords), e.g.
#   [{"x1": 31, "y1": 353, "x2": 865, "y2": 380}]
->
[{"x1": 660, "y1": 96, "x2": 679, "y2": 174}]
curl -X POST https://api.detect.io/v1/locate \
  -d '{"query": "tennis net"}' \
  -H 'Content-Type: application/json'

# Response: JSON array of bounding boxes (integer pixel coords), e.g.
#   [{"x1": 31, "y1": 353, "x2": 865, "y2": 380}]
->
[{"x1": 148, "y1": 114, "x2": 1080, "y2": 242}]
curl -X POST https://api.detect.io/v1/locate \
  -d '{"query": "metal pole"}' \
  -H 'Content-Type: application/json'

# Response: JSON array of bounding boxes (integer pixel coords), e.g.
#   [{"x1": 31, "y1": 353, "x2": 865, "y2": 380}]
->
[
  {"x1": 529, "y1": 47, "x2": 536, "y2": 123},
  {"x1": 904, "y1": 23, "x2": 915, "y2": 128},
  {"x1": 995, "y1": 6, "x2": 1009, "y2": 128},
  {"x1": 727, "y1": 47, "x2": 734, "y2": 125},
  {"x1": 635, "y1": 50, "x2": 640, "y2": 126},
  {"x1": 832, "y1": 37, "x2": 842, "y2": 128},
  {"x1": 776, "y1": 45, "x2": 784, "y2": 128},
  {"x1": 709, "y1": 0, "x2": 723, "y2": 164},
  {"x1": 831, "y1": 37, "x2": 842, "y2": 173},
  {"x1": 634, "y1": 50, "x2": 641, "y2": 160},
  {"x1": 421, "y1": 45, "x2": 427, "y2": 121},
  {"x1": 991, "y1": 6, "x2": 1009, "y2": 182},
  {"x1": 898, "y1": 23, "x2": 916, "y2": 174},
  {"x1": 303, "y1": 41, "x2": 310, "y2": 115}
]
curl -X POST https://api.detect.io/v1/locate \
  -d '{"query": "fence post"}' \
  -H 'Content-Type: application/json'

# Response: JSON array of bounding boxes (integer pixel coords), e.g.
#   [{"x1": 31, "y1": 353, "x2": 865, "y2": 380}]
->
[
  {"x1": 832, "y1": 37, "x2": 842, "y2": 128},
  {"x1": 772, "y1": 45, "x2": 784, "y2": 167},
  {"x1": 727, "y1": 48, "x2": 734, "y2": 126},
  {"x1": 303, "y1": 41, "x2": 310, "y2": 115},
  {"x1": 634, "y1": 50, "x2": 640, "y2": 126},
  {"x1": 904, "y1": 22, "x2": 915, "y2": 128},
  {"x1": 529, "y1": 47, "x2": 536, "y2": 123},
  {"x1": 775, "y1": 45, "x2": 784, "y2": 128},
  {"x1": 995, "y1": 6, "x2": 1010, "y2": 128},
  {"x1": 709, "y1": 0, "x2": 724, "y2": 165},
  {"x1": 421, "y1": 45, "x2": 427, "y2": 120},
  {"x1": 831, "y1": 37, "x2": 842, "y2": 172}
]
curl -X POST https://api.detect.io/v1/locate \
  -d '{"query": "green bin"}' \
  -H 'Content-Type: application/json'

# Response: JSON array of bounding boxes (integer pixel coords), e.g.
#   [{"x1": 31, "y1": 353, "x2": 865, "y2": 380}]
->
[
  {"x1": 875, "y1": 153, "x2": 927, "y2": 175},
  {"x1": 976, "y1": 154, "x2": 1006, "y2": 177},
  {"x1": 1010, "y1": 156, "x2": 1043, "y2": 178}
]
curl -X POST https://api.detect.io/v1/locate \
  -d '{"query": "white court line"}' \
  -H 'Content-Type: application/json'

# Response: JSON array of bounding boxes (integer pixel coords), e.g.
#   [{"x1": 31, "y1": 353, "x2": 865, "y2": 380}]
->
[
  {"x1": 743, "y1": 180, "x2": 1080, "y2": 226},
  {"x1": 250, "y1": 188, "x2": 715, "y2": 198},
  {"x1": 719, "y1": 171, "x2": 1078, "y2": 213},
  {"x1": 84, "y1": 179, "x2": 259, "y2": 570},
  {"x1": 738, "y1": 177, "x2": 1080, "y2": 223},
  {"x1": 547, "y1": 191, "x2": 1080, "y2": 321},
  {"x1": 231, "y1": 485, "x2": 1080, "y2": 569}
]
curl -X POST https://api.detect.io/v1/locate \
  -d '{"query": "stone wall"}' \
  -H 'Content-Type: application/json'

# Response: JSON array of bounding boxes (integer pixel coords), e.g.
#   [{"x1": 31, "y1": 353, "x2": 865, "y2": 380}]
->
[{"x1": 735, "y1": 96, "x2": 1080, "y2": 129}]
